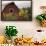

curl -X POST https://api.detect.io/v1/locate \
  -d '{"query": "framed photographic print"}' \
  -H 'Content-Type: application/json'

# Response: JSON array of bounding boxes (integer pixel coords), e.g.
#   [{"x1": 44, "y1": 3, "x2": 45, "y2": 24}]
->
[{"x1": 1, "y1": 0, "x2": 32, "y2": 21}]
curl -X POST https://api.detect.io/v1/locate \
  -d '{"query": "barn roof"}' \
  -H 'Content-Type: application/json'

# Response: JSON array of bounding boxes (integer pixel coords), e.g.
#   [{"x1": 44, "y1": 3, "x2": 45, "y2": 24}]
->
[{"x1": 2, "y1": 2, "x2": 19, "y2": 13}]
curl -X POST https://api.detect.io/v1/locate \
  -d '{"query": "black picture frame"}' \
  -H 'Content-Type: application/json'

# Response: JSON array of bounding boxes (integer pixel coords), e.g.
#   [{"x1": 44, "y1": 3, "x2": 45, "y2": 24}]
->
[{"x1": 1, "y1": 0, "x2": 32, "y2": 21}]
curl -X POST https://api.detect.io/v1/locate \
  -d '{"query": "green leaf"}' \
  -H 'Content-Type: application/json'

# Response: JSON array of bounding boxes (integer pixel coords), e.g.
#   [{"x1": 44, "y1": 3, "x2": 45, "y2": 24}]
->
[
  {"x1": 36, "y1": 15, "x2": 44, "y2": 21},
  {"x1": 5, "y1": 26, "x2": 18, "y2": 39},
  {"x1": 44, "y1": 15, "x2": 46, "y2": 20}
]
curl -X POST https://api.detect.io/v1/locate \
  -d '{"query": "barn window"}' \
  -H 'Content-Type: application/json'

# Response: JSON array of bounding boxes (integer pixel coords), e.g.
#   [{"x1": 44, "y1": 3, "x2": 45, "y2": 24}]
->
[{"x1": 9, "y1": 8, "x2": 14, "y2": 13}]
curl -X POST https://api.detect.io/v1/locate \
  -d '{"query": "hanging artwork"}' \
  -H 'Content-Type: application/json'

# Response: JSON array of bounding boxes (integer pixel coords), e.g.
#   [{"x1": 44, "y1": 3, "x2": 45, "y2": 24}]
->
[
  {"x1": 1, "y1": 0, "x2": 32, "y2": 21},
  {"x1": 36, "y1": 6, "x2": 46, "y2": 27}
]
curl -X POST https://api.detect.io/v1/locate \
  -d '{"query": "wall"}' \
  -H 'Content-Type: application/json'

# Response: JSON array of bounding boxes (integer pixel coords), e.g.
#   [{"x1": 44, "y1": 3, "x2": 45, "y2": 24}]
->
[{"x1": 0, "y1": 0, "x2": 46, "y2": 42}]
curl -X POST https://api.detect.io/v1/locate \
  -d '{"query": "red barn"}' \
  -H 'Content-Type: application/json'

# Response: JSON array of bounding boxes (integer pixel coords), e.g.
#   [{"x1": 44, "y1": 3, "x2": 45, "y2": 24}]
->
[{"x1": 1, "y1": 2, "x2": 19, "y2": 21}]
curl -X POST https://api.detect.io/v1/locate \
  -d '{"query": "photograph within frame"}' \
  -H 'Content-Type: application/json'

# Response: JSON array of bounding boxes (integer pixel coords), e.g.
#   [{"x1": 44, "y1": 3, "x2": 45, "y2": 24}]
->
[{"x1": 1, "y1": 1, "x2": 32, "y2": 21}]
